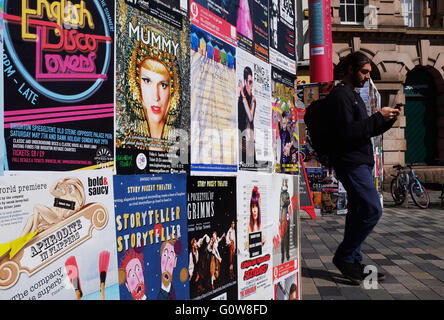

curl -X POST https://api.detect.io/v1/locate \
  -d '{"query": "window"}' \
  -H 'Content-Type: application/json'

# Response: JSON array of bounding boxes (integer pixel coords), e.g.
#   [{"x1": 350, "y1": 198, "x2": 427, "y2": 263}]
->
[
  {"x1": 401, "y1": 0, "x2": 422, "y2": 27},
  {"x1": 339, "y1": 0, "x2": 365, "y2": 24}
]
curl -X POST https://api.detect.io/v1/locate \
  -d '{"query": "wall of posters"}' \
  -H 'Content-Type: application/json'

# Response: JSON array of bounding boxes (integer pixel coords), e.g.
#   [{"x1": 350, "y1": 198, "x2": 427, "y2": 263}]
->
[
  {"x1": 237, "y1": 48, "x2": 272, "y2": 172},
  {"x1": 187, "y1": 176, "x2": 237, "y2": 300},
  {"x1": 190, "y1": 24, "x2": 237, "y2": 173},
  {"x1": 115, "y1": 0, "x2": 190, "y2": 175},
  {"x1": 269, "y1": 0, "x2": 296, "y2": 74},
  {"x1": 272, "y1": 66, "x2": 298, "y2": 174},
  {"x1": 2, "y1": 0, "x2": 115, "y2": 171},
  {"x1": 0, "y1": 170, "x2": 119, "y2": 300},
  {"x1": 236, "y1": 172, "x2": 273, "y2": 300},
  {"x1": 113, "y1": 173, "x2": 189, "y2": 300}
]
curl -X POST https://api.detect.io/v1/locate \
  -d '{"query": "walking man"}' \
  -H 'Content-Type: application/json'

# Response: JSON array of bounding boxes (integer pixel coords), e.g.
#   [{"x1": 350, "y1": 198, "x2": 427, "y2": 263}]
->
[{"x1": 328, "y1": 52, "x2": 400, "y2": 284}]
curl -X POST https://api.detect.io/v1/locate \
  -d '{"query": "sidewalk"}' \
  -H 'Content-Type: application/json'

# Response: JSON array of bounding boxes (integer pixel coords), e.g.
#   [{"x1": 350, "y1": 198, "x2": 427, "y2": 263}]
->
[{"x1": 300, "y1": 190, "x2": 444, "y2": 300}]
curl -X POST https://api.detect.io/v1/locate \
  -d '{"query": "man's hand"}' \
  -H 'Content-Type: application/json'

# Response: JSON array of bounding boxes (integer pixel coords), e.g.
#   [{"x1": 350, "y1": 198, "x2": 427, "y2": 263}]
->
[{"x1": 379, "y1": 106, "x2": 401, "y2": 121}]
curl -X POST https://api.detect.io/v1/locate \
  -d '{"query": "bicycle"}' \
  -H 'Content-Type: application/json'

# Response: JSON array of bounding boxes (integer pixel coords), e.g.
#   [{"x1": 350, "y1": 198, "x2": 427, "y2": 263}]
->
[{"x1": 390, "y1": 164, "x2": 430, "y2": 209}]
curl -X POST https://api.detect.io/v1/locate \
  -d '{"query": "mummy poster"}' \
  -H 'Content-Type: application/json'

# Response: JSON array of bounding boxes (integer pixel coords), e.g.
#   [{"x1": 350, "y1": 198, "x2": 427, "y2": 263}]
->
[
  {"x1": 236, "y1": 172, "x2": 273, "y2": 300},
  {"x1": 237, "y1": 48, "x2": 272, "y2": 172},
  {"x1": 116, "y1": 0, "x2": 190, "y2": 174},
  {"x1": 2, "y1": 0, "x2": 115, "y2": 171},
  {"x1": 271, "y1": 67, "x2": 298, "y2": 175},
  {"x1": 271, "y1": 174, "x2": 300, "y2": 299},
  {"x1": 187, "y1": 176, "x2": 237, "y2": 300},
  {"x1": 190, "y1": 24, "x2": 237, "y2": 173},
  {"x1": 0, "y1": 170, "x2": 119, "y2": 300},
  {"x1": 113, "y1": 173, "x2": 189, "y2": 300},
  {"x1": 268, "y1": 0, "x2": 296, "y2": 74}
]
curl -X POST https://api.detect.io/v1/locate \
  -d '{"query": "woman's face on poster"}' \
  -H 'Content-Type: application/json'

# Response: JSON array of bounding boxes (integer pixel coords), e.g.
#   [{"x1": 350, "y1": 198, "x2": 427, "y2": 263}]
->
[
  {"x1": 140, "y1": 59, "x2": 171, "y2": 128},
  {"x1": 251, "y1": 203, "x2": 258, "y2": 221}
]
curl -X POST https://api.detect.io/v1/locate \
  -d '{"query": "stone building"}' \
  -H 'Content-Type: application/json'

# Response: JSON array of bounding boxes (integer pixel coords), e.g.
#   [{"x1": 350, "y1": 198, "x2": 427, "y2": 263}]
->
[{"x1": 297, "y1": 0, "x2": 444, "y2": 189}]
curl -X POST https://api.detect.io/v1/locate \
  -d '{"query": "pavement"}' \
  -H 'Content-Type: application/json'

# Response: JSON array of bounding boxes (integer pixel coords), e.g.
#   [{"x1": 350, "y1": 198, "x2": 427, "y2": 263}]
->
[{"x1": 300, "y1": 189, "x2": 444, "y2": 300}]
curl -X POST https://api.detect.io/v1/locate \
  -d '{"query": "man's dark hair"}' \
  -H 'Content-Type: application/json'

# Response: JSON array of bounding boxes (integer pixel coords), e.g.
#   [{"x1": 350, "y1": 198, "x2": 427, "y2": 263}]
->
[
  {"x1": 337, "y1": 51, "x2": 371, "y2": 76},
  {"x1": 243, "y1": 66, "x2": 252, "y2": 81}
]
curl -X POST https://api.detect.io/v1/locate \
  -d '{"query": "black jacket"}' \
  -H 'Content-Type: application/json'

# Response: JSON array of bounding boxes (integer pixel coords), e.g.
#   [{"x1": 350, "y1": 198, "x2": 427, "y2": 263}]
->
[{"x1": 327, "y1": 83, "x2": 395, "y2": 169}]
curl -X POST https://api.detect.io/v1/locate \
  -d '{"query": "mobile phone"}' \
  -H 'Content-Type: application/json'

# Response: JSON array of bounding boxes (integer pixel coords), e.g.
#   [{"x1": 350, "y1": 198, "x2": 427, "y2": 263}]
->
[{"x1": 395, "y1": 104, "x2": 403, "y2": 109}]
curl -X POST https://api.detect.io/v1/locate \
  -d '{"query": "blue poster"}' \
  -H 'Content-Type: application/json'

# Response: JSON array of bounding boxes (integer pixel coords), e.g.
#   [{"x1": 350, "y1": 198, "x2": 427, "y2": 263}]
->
[{"x1": 113, "y1": 174, "x2": 189, "y2": 300}]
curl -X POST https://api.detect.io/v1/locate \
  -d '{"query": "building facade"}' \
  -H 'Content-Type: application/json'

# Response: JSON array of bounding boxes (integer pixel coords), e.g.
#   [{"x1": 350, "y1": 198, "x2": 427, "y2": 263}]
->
[{"x1": 298, "y1": 0, "x2": 444, "y2": 189}]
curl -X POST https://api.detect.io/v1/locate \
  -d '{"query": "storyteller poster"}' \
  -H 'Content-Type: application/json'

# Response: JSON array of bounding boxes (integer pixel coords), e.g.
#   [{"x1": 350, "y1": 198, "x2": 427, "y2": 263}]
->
[
  {"x1": 190, "y1": 24, "x2": 237, "y2": 173},
  {"x1": 116, "y1": 0, "x2": 190, "y2": 175},
  {"x1": 236, "y1": 171, "x2": 273, "y2": 300},
  {"x1": 271, "y1": 66, "x2": 298, "y2": 174},
  {"x1": 114, "y1": 173, "x2": 189, "y2": 300},
  {"x1": 2, "y1": 0, "x2": 115, "y2": 171},
  {"x1": 237, "y1": 48, "x2": 272, "y2": 172},
  {"x1": 187, "y1": 176, "x2": 237, "y2": 300},
  {"x1": 0, "y1": 170, "x2": 119, "y2": 300},
  {"x1": 268, "y1": 0, "x2": 296, "y2": 74},
  {"x1": 271, "y1": 174, "x2": 300, "y2": 299}
]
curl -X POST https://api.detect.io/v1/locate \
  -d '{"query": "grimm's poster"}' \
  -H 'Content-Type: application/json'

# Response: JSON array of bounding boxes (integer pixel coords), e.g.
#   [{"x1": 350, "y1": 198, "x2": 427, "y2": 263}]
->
[
  {"x1": 190, "y1": 24, "x2": 237, "y2": 173},
  {"x1": 236, "y1": 171, "x2": 273, "y2": 300},
  {"x1": 0, "y1": 170, "x2": 119, "y2": 300},
  {"x1": 187, "y1": 176, "x2": 237, "y2": 300},
  {"x1": 2, "y1": 0, "x2": 115, "y2": 171},
  {"x1": 116, "y1": 0, "x2": 190, "y2": 175},
  {"x1": 114, "y1": 173, "x2": 189, "y2": 300}
]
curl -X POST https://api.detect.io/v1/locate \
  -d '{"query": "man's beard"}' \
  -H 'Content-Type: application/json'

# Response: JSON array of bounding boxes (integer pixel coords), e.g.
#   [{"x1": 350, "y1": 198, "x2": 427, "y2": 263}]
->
[
  {"x1": 352, "y1": 73, "x2": 367, "y2": 88},
  {"x1": 162, "y1": 271, "x2": 173, "y2": 287},
  {"x1": 131, "y1": 282, "x2": 146, "y2": 300}
]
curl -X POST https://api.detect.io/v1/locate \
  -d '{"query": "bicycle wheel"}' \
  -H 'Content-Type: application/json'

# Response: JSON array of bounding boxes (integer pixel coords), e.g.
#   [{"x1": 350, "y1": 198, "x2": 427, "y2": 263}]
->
[
  {"x1": 409, "y1": 180, "x2": 430, "y2": 209},
  {"x1": 390, "y1": 178, "x2": 406, "y2": 205}
]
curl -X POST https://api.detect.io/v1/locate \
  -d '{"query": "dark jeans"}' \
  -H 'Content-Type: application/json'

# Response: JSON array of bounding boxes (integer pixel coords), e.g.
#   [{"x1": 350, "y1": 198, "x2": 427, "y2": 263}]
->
[{"x1": 334, "y1": 164, "x2": 382, "y2": 264}]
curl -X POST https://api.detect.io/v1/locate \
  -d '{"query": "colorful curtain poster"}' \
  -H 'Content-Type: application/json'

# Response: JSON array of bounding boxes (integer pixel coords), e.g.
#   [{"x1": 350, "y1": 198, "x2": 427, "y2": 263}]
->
[
  {"x1": 237, "y1": 0, "x2": 270, "y2": 63},
  {"x1": 2, "y1": 0, "x2": 115, "y2": 171},
  {"x1": 116, "y1": 0, "x2": 190, "y2": 175},
  {"x1": 190, "y1": 24, "x2": 237, "y2": 173},
  {"x1": 0, "y1": 170, "x2": 119, "y2": 300},
  {"x1": 124, "y1": 0, "x2": 188, "y2": 29},
  {"x1": 187, "y1": 176, "x2": 237, "y2": 300},
  {"x1": 271, "y1": 66, "x2": 298, "y2": 174},
  {"x1": 114, "y1": 173, "x2": 189, "y2": 300},
  {"x1": 236, "y1": 171, "x2": 273, "y2": 300},
  {"x1": 271, "y1": 174, "x2": 300, "y2": 300},
  {"x1": 190, "y1": 0, "x2": 237, "y2": 47},
  {"x1": 237, "y1": 48, "x2": 272, "y2": 172},
  {"x1": 269, "y1": 0, "x2": 296, "y2": 74}
]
